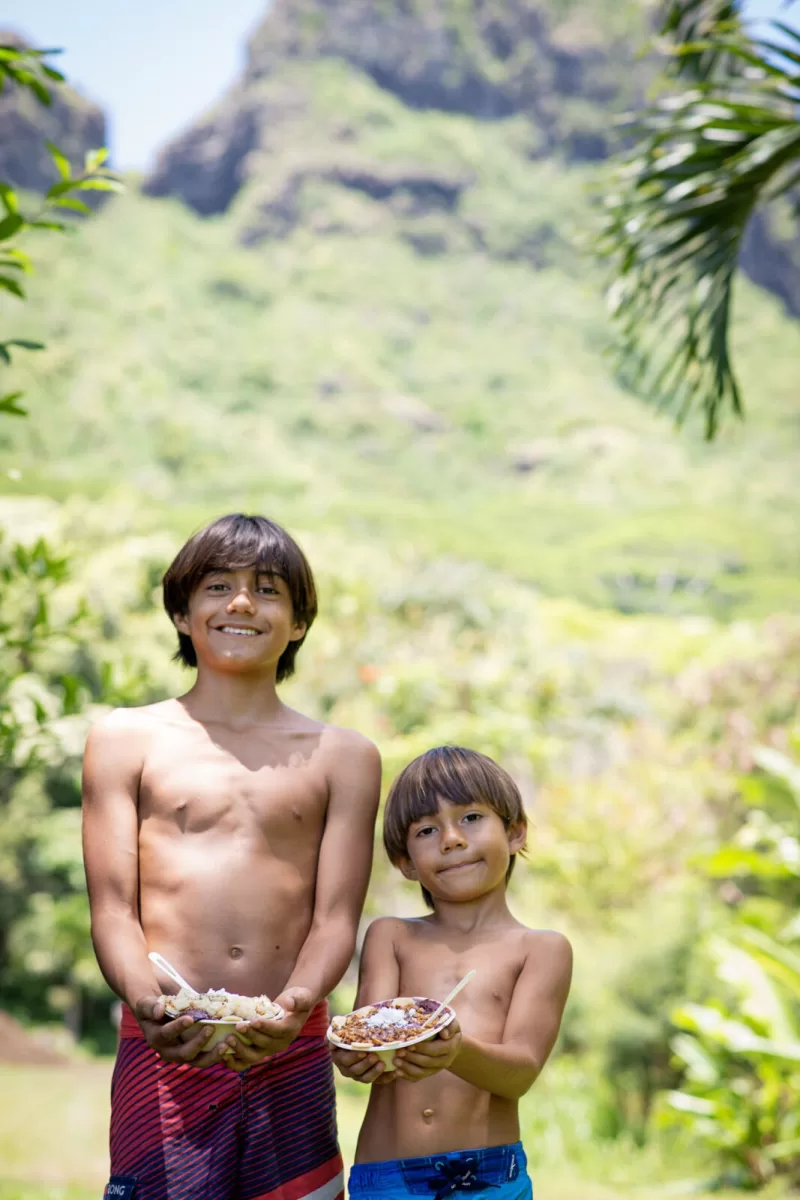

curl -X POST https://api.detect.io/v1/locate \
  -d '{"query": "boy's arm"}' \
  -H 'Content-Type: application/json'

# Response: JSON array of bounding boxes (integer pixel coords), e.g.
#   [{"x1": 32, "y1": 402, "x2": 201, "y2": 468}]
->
[
  {"x1": 228, "y1": 730, "x2": 381, "y2": 1064},
  {"x1": 332, "y1": 916, "x2": 403, "y2": 1085},
  {"x1": 396, "y1": 932, "x2": 573, "y2": 1100},
  {"x1": 282, "y1": 730, "x2": 382, "y2": 1004},
  {"x1": 82, "y1": 714, "x2": 225, "y2": 1067}
]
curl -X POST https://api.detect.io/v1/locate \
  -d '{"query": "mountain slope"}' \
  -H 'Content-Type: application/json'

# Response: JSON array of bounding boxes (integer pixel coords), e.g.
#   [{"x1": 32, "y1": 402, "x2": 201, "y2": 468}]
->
[{"x1": 3, "y1": 140, "x2": 799, "y2": 618}]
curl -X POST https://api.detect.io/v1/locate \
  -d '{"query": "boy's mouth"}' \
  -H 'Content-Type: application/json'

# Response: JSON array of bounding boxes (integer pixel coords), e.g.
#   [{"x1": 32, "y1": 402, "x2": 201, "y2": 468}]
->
[
  {"x1": 215, "y1": 625, "x2": 261, "y2": 637},
  {"x1": 438, "y1": 859, "x2": 478, "y2": 875}
]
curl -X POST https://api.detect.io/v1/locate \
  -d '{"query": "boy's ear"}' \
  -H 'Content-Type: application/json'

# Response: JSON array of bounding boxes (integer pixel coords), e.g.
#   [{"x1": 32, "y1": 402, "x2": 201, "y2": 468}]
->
[
  {"x1": 507, "y1": 820, "x2": 528, "y2": 856},
  {"x1": 289, "y1": 619, "x2": 307, "y2": 643},
  {"x1": 397, "y1": 856, "x2": 418, "y2": 882},
  {"x1": 173, "y1": 611, "x2": 191, "y2": 636}
]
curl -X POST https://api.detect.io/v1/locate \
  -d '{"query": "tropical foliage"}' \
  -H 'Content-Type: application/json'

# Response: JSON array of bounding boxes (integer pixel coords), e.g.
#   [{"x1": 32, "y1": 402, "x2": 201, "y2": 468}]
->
[
  {"x1": 665, "y1": 744, "x2": 800, "y2": 1187},
  {"x1": 599, "y1": 0, "x2": 800, "y2": 437},
  {"x1": 0, "y1": 40, "x2": 120, "y2": 417}
]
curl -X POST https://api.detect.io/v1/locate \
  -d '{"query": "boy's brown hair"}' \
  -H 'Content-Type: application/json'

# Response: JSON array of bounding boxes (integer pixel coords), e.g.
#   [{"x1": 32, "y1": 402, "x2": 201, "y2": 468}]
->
[
  {"x1": 383, "y1": 745, "x2": 528, "y2": 908},
  {"x1": 162, "y1": 513, "x2": 318, "y2": 682}
]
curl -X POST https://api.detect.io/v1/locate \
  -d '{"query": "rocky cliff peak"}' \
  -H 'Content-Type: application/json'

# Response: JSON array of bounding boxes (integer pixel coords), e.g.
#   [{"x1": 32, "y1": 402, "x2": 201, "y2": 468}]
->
[{"x1": 144, "y1": 0, "x2": 652, "y2": 217}]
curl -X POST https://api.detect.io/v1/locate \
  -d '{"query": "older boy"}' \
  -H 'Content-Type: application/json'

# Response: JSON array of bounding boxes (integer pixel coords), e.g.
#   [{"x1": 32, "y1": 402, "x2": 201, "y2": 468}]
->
[
  {"x1": 333, "y1": 746, "x2": 572, "y2": 1199},
  {"x1": 83, "y1": 513, "x2": 381, "y2": 1200}
]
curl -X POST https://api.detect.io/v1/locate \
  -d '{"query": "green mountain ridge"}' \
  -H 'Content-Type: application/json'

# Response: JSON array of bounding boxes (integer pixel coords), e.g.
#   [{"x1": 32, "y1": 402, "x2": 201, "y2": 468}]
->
[{"x1": 0, "y1": 2, "x2": 798, "y2": 618}]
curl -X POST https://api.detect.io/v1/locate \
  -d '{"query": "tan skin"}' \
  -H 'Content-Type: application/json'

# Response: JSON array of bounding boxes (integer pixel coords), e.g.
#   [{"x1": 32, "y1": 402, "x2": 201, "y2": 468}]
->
[
  {"x1": 332, "y1": 801, "x2": 573, "y2": 1162},
  {"x1": 82, "y1": 565, "x2": 381, "y2": 1071}
]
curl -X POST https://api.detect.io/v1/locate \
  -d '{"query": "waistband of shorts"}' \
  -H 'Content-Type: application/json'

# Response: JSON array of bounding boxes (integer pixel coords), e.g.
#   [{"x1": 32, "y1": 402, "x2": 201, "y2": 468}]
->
[
  {"x1": 120, "y1": 998, "x2": 330, "y2": 1041},
  {"x1": 349, "y1": 1142, "x2": 527, "y2": 1194}
]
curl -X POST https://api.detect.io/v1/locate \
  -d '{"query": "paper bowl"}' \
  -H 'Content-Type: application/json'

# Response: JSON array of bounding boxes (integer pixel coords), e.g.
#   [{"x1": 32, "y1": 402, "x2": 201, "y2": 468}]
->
[
  {"x1": 326, "y1": 997, "x2": 456, "y2": 1070},
  {"x1": 167, "y1": 999, "x2": 283, "y2": 1051}
]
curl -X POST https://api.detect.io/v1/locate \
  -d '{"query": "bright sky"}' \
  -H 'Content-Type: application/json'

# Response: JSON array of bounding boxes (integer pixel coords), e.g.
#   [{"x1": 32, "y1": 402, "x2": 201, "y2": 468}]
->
[{"x1": 2, "y1": 0, "x2": 791, "y2": 171}]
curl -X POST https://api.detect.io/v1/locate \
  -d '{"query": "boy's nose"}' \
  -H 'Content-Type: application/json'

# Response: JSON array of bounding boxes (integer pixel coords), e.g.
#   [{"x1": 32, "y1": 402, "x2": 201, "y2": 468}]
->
[
  {"x1": 227, "y1": 589, "x2": 257, "y2": 614},
  {"x1": 440, "y1": 827, "x2": 467, "y2": 851}
]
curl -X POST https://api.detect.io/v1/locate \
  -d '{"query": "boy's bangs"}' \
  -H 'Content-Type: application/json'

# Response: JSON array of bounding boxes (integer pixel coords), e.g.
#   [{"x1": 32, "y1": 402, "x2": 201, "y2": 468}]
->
[{"x1": 203, "y1": 522, "x2": 291, "y2": 582}]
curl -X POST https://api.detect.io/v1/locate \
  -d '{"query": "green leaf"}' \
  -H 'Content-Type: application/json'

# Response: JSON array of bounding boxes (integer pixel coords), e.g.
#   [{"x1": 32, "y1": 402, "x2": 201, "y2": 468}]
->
[
  {"x1": 84, "y1": 147, "x2": 109, "y2": 173},
  {"x1": 0, "y1": 274, "x2": 24, "y2": 298},
  {"x1": 0, "y1": 392, "x2": 28, "y2": 417},
  {"x1": 51, "y1": 197, "x2": 91, "y2": 215},
  {"x1": 44, "y1": 180, "x2": 78, "y2": 200},
  {"x1": 0, "y1": 213, "x2": 23, "y2": 241},
  {"x1": 45, "y1": 140, "x2": 71, "y2": 182},
  {"x1": 0, "y1": 183, "x2": 18, "y2": 215},
  {"x1": 4, "y1": 339, "x2": 45, "y2": 352},
  {"x1": 74, "y1": 178, "x2": 124, "y2": 193}
]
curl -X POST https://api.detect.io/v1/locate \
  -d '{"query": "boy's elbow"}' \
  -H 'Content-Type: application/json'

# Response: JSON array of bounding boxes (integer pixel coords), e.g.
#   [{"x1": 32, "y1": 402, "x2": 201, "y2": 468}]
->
[{"x1": 507, "y1": 1059, "x2": 541, "y2": 1100}]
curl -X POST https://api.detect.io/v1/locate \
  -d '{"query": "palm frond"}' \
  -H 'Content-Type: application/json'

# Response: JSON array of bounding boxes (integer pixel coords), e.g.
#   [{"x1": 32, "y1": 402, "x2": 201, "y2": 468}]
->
[
  {"x1": 660, "y1": 0, "x2": 743, "y2": 81},
  {"x1": 598, "y1": 11, "x2": 800, "y2": 438}
]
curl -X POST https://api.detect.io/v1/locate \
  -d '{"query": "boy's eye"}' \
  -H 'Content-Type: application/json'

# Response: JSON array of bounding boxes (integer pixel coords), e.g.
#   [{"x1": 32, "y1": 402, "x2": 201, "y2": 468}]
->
[
  {"x1": 462, "y1": 812, "x2": 483, "y2": 824},
  {"x1": 207, "y1": 583, "x2": 228, "y2": 591},
  {"x1": 257, "y1": 584, "x2": 279, "y2": 595},
  {"x1": 415, "y1": 826, "x2": 436, "y2": 838}
]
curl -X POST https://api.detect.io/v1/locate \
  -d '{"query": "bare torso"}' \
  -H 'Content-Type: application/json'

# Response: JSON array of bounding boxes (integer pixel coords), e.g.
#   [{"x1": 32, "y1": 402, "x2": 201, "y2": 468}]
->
[
  {"x1": 356, "y1": 917, "x2": 542, "y2": 1162},
  {"x1": 136, "y1": 699, "x2": 332, "y2": 999}
]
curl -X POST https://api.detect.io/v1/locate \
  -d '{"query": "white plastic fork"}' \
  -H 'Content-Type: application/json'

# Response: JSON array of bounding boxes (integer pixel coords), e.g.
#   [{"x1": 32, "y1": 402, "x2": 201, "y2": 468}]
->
[
  {"x1": 148, "y1": 951, "x2": 200, "y2": 996},
  {"x1": 421, "y1": 969, "x2": 476, "y2": 1029}
]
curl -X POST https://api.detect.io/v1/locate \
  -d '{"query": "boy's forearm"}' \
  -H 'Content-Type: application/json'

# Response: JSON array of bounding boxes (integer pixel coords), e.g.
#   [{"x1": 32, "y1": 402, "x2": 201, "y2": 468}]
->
[
  {"x1": 91, "y1": 909, "x2": 160, "y2": 1010},
  {"x1": 449, "y1": 1035, "x2": 540, "y2": 1101},
  {"x1": 283, "y1": 913, "x2": 357, "y2": 1009}
]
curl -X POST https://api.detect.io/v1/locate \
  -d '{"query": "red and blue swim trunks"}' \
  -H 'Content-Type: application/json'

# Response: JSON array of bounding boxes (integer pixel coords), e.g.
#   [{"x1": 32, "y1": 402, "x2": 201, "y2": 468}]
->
[{"x1": 104, "y1": 1002, "x2": 344, "y2": 1200}]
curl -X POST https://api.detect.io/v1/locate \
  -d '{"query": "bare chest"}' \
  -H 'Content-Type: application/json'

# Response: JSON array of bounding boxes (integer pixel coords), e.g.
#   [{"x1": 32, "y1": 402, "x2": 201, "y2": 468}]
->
[
  {"x1": 395, "y1": 936, "x2": 525, "y2": 1037},
  {"x1": 138, "y1": 727, "x2": 329, "y2": 839}
]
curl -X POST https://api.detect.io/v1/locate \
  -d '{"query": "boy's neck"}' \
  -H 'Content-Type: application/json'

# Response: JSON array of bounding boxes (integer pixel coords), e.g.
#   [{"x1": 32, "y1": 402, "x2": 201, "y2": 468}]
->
[
  {"x1": 429, "y1": 882, "x2": 516, "y2": 934},
  {"x1": 179, "y1": 664, "x2": 286, "y2": 726}
]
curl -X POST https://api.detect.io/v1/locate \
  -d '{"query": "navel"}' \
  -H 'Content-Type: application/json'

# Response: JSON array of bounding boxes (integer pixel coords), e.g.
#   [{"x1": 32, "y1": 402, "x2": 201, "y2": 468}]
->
[
  {"x1": 229, "y1": 946, "x2": 244, "y2": 960},
  {"x1": 422, "y1": 1108, "x2": 435, "y2": 1122}
]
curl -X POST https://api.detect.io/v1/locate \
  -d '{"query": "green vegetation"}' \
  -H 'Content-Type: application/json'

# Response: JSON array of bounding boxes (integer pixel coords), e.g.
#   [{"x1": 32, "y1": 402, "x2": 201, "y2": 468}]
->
[
  {"x1": 0, "y1": 14, "x2": 798, "y2": 1194},
  {"x1": 0, "y1": 40, "x2": 121, "y2": 417},
  {"x1": 599, "y1": 0, "x2": 800, "y2": 436}
]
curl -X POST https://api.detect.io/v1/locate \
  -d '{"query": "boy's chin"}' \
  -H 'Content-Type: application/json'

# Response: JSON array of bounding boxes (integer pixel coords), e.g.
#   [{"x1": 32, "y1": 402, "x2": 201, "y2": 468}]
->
[
  {"x1": 426, "y1": 879, "x2": 500, "y2": 904},
  {"x1": 203, "y1": 648, "x2": 278, "y2": 673}
]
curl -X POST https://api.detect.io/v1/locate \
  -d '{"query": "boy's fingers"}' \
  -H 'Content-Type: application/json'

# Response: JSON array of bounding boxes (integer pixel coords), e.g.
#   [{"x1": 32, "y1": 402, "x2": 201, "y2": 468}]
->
[
  {"x1": 150, "y1": 1016, "x2": 195, "y2": 1049},
  {"x1": 179, "y1": 1025, "x2": 217, "y2": 1059},
  {"x1": 395, "y1": 1063, "x2": 435, "y2": 1081},
  {"x1": 332, "y1": 1050, "x2": 366, "y2": 1067},
  {"x1": 280, "y1": 987, "x2": 314, "y2": 1014},
  {"x1": 398, "y1": 1042, "x2": 450, "y2": 1064},
  {"x1": 135, "y1": 995, "x2": 166, "y2": 1023}
]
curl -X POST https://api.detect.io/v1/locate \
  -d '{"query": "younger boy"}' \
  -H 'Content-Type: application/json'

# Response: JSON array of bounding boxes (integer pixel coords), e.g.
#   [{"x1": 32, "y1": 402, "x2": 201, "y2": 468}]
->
[
  {"x1": 333, "y1": 746, "x2": 572, "y2": 1199},
  {"x1": 83, "y1": 513, "x2": 381, "y2": 1200}
]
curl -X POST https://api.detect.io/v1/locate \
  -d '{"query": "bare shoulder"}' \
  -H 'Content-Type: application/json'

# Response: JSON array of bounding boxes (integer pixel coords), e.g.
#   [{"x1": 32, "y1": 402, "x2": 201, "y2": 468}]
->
[
  {"x1": 84, "y1": 699, "x2": 184, "y2": 766},
  {"x1": 318, "y1": 723, "x2": 382, "y2": 791},
  {"x1": 363, "y1": 915, "x2": 408, "y2": 946},
  {"x1": 519, "y1": 928, "x2": 573, "y2": 976},
  {"x1": 320, "y1": 722, "x2": 381, "y2": 761}
]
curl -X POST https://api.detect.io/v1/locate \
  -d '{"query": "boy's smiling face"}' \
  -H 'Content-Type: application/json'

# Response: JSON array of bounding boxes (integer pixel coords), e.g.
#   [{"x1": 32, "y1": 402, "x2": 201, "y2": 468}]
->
[
  {"x1": 173, "y1": 565, "x2": 307, "y2": 674},
  {"x1": 400, "y1": 798, "x2": 526, "y2": 904}
]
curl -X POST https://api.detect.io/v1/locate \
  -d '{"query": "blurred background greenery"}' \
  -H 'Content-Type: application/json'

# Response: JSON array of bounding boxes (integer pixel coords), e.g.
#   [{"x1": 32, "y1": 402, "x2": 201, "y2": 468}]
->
[{"x1": 0, "y1": 0, "x2": 798, "y2": 1196}]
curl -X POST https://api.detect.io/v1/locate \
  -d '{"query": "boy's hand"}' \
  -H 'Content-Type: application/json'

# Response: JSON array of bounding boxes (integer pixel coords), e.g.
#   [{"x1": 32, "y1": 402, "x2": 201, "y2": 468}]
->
[
  {"x1": 223, "y1": 987, "x2": 315, "y2": 1071},
  {"x1": 393, "y1": 1020, "x2": 462, "y2": 1082},
  {"x1": 331, "y1": 1046, "x2": 394, "y2": 1086},
  {"x1": 134, "y1": 996, "x2": 228, "y2": 1069}
]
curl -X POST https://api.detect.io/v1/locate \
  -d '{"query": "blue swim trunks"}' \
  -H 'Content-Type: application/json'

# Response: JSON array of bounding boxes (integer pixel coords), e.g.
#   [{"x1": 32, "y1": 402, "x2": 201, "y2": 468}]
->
[{"x1": 348, "y1": 1142, "x2": 532, "y2": 1200}]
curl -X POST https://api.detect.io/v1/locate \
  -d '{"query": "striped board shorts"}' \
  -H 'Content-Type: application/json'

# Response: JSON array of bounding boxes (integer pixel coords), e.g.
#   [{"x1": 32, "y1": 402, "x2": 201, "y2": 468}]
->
[{"x1": 104, "y1": 1002, "x2": 343, "y2": 1200}]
